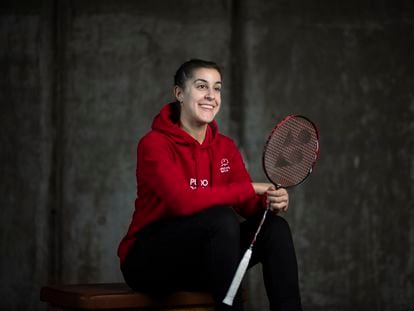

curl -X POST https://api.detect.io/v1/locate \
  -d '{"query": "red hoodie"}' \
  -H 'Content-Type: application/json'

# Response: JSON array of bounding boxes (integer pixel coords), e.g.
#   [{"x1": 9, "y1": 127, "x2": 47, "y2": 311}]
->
[{"x1": 117, "y1": 103, "x2": 266, "y2": 264}]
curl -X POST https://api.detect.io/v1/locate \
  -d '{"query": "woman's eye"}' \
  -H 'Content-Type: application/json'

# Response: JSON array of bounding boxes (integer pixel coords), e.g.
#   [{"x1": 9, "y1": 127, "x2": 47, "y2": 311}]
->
[
  {"x1": 197, "y1": 84, "x2": 207, "y2": 89},
  {"x1": 215, "y1": 87, "x2": 221, "y2": 92}
]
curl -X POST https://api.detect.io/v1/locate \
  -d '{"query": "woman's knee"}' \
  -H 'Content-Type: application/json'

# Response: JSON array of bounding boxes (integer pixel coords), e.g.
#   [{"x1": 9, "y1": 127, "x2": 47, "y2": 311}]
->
[
  {"x1": 198, "y1": 206, "x2": 240, "y2": 239},
  {"x1": 263, "y1": 215, "x2": 294, "y2": 243}
]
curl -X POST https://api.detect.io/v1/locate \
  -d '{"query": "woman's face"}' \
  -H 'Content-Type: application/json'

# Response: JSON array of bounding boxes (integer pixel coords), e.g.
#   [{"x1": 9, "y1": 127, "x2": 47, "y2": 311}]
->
[{"x1": 175, "y1": 67, "x2": 222, "y2": 127}]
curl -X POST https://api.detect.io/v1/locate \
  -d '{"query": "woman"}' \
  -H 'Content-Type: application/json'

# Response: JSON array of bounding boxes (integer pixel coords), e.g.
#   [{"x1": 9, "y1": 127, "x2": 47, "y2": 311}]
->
[{"x1": 118, "y1": 59, "x2": 302, "y2": 311}]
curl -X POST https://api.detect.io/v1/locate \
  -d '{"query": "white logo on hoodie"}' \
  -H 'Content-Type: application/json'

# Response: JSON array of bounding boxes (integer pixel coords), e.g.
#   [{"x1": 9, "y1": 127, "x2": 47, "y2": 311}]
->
[
  {"x1": 190, "y1": 178, "x2": 197, "y2": 190},
  {"x1": 189, "y1": 178, "x2": 209, "y2": 189},
  {"x1": 220, "y1": 158, "x2": 230, "y2": 173}
]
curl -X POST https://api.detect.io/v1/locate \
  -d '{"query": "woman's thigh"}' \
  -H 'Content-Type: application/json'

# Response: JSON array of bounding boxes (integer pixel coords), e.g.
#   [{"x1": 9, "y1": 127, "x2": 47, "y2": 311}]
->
[{"x1": 121, "y1": 206, "x2": 240, "y2": 292}]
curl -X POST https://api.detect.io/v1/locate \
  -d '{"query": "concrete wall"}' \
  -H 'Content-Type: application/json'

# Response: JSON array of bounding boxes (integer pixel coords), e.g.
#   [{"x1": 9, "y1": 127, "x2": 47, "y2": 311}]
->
[
  {"x1": 1, "y1": 3, "x2": 53, "y2": 309},
  {"x1": 241, "y1": 2, "x2": 414, "y2": 310},
  {"x1": 1, "y1": 1, "x2": 413, "y2": 310}
]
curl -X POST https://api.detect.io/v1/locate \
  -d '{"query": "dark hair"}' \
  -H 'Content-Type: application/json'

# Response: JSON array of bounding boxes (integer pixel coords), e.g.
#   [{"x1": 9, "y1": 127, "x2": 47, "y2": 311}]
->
[{"x1": 174, "y1": 58, "x2": 222, "y2": 89}]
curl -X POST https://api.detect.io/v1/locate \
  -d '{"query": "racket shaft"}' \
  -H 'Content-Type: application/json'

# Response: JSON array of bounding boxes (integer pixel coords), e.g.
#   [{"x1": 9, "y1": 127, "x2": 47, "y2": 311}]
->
[
  {"x1": 250, "y1": 207, "x2": 269, "y2": 245},
  {"x1": 222, "y1": 248, "x2": 252, "y2": 306}
]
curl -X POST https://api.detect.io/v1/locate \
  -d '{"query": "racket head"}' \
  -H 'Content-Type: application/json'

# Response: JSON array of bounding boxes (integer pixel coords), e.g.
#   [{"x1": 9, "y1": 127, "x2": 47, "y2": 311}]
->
[{"x1": 262, "y1": 115, "x2": 320, "y2": 188}]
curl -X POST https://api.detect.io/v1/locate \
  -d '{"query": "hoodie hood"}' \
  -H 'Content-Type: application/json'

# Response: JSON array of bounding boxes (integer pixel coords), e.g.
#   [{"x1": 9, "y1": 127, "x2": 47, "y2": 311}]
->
[{"x1": 152, "y1": 102, "x2": 218, "y2": 148}]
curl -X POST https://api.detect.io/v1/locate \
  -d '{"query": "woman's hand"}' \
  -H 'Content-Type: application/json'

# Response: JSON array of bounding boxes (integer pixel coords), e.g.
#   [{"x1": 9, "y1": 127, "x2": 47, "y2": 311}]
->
[
  {"x1": 251, "y1": 183, "x2": 290, "y2": 213},
  {"x1": 266, "y1": 186, "x2": 289, "y2": 213},
  {"x1": 251, "y1": 182, "x2": 273, "y2": 195}
]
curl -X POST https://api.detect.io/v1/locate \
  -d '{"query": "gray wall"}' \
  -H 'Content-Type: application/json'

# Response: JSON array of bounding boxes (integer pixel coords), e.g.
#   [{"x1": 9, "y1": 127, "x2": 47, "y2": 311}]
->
[{"x1": 1, "y1": 1, "x2": 413, "y2": 310}]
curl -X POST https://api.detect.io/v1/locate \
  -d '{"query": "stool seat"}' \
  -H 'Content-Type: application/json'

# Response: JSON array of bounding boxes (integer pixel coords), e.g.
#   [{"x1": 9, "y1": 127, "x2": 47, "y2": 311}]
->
[{"x1": 40, "y1": 283, "x2": 216, "y2": 310}]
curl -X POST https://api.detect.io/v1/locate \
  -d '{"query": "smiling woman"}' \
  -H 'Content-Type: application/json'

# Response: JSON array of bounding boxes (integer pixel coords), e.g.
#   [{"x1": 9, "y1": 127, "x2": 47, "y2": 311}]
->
[
  {"x1": 117, "y1": 59, "x2": 302, "y2": 311},
  {"x1": 174, "y1": 63, "x2": 223, "y2": 143}
]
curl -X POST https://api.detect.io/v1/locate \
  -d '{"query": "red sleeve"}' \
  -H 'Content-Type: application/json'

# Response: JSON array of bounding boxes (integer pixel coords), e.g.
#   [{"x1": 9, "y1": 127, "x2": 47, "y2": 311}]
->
[
  {"x1": 137, "y1": 134, "x2": 256, "y2": 217},
  {"x1": 224, "y1": 140, "x2": 266, "y2": 218}
]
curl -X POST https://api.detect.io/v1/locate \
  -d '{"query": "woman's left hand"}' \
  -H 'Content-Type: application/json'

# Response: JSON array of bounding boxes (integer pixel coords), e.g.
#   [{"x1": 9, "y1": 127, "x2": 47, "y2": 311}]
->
[{"x1": 266, "y1": 186, "x2": 289, "y2": 213}]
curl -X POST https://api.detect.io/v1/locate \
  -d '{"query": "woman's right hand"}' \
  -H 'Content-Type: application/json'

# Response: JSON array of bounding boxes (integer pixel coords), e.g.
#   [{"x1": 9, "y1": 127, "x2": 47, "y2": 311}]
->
[{"x1": 252, "y1": 182, "x2": 290, "y2": 213}]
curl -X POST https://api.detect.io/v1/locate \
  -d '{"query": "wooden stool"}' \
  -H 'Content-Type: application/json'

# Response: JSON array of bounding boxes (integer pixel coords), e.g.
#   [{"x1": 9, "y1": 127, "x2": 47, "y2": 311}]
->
[{"x1": 40, "y1": 283, "x2": 216, "y2": 311}]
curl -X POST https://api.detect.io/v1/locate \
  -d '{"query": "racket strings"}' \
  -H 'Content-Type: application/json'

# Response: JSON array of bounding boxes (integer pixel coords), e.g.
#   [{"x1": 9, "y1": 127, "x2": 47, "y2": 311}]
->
[{"x1": 264, "y1": 117, "x2": 318, "y2": 187}]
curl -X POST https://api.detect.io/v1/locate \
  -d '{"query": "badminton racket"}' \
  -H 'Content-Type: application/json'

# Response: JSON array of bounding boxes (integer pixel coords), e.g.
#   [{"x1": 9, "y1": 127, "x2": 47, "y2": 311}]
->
[{"x1": 223, "y1": 115, "x2": 320, "y2": 306}]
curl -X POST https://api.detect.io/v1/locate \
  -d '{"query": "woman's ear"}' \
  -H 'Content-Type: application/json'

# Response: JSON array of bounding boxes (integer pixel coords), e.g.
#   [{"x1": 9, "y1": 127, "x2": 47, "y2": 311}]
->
[{"x1": 173, "y1": 85, "x2": 184, "y2": 102}]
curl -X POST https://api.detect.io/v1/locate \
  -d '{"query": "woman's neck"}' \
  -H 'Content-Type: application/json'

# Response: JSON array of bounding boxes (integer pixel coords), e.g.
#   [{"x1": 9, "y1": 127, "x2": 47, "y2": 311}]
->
[{"x1": 179, "y1": 119, "x2": 208, "y2": 144}]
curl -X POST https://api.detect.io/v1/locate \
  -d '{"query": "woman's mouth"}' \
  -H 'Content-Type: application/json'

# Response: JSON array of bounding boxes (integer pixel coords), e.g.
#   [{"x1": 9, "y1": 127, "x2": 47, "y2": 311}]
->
[{"x1": 199, "y1": 103, "x2": 215, "y2": 110}]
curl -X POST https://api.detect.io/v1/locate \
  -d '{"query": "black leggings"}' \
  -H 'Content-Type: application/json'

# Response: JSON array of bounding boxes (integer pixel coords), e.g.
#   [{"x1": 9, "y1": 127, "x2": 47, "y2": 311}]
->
[{"x1": 121, "y1": 206, "x2": 302, "y2": 311}]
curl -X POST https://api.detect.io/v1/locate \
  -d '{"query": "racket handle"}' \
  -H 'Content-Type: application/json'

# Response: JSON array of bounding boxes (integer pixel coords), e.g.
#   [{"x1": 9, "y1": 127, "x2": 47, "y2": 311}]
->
[{"x1": 222, "y1": 248, "x2": 252, "y2": 306}]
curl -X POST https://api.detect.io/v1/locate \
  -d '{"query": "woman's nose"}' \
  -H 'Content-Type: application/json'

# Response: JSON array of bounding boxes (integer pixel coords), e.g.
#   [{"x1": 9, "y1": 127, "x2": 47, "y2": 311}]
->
[{"x1": 205, "y1": 90, "x2": 214, "y2": 100}]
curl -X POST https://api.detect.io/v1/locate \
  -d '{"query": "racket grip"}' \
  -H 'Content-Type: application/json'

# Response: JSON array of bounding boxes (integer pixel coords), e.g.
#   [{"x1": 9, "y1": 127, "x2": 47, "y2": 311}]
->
[{"x1": 222, "y1": 248, "x2": 252, "y2": 306}]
